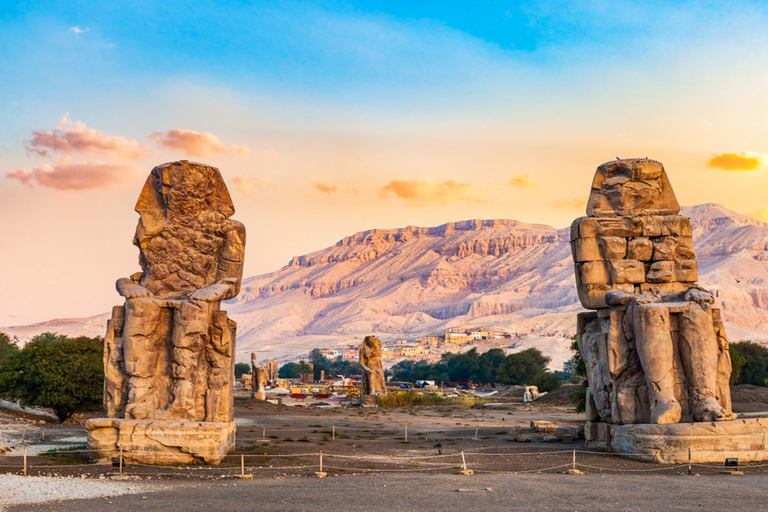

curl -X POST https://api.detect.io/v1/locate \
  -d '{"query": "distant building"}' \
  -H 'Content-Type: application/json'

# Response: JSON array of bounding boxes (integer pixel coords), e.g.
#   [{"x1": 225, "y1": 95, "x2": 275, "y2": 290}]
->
[
  {"x1": 321, "y1": 349, "x2": 343, "y2": 359},
  {"x1": 382, "y1": 348, "x2": 396, "y2": 359},
  {"x1": 416, "y1": 336, "x2": 443, "y2": 346},
  {"x1": 399, "y1": 346, "x2": 427, "y2": 357},
  {"x1": 445, "y1": 329, "x2": 471, "y2": 345},
  {"x1": 395, "y1": 339, "x2": 409, "y2": 346},
  {"x1": 342, "y1": 349, "x2": 358, "y2": 360},
  {"x1": 468, "y1": 328, "x2": 488, "y2": 341}
]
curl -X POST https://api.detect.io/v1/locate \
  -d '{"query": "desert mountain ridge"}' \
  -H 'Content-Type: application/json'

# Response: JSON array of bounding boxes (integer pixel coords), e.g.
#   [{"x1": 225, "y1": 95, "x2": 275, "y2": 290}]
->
[{"x1": 4, "y1": 203, "x2": 768, "y2": 370}]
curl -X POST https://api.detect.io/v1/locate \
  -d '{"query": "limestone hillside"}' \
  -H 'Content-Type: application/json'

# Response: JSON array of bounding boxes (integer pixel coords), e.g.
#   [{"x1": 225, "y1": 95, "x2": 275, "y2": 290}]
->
[{"x1": 4, "y1": 203, "x2": 768, "y2": 366}]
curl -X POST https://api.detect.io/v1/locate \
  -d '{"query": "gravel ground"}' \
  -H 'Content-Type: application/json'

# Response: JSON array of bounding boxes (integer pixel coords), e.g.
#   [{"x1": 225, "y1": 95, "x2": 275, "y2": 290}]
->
[
  {"x1": 0, "y1": 475, "x2": 161, "y2": 511},
  {"x1": 6, "y1": 473, "x2": 768, "y2": 512}
]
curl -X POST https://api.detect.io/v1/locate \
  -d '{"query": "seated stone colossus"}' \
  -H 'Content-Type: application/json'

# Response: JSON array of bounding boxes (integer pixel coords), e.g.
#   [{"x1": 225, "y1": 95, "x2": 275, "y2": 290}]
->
[
  {"x1": 572, "y1": 158, "x2": 736, "y2": 426},
  {"x1": 87, "y1": 160, "x2": 244, "y2": 464}
]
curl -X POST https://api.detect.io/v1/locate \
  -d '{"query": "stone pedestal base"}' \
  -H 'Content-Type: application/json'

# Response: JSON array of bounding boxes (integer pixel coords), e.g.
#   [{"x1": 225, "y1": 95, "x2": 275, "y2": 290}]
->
[
  {"x1": 587, "y1": 419, "x2": 768, "y2": 463},
  {"x1": 86, "y1": 418, "x2": 236, "y2": 465}
]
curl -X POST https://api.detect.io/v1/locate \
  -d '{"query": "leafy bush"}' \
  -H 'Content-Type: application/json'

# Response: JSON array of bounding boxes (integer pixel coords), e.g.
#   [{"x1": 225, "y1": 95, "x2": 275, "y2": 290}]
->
[{"x1": 0, "y1": 332, "x2": 104, "y2": 421}]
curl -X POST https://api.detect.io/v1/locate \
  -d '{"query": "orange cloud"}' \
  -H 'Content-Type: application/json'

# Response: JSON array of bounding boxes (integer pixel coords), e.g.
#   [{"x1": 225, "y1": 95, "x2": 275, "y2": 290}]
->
[
  {"x1": 509, "y1": 174, "x2": 537, "y2": 188},
  {"x1": 550, "y1": 197, "x2": 588, "y2": 211},
  {"x1": 27, "y1": 117, "x2": 149, "y2": 160},
  {"x1": 746, "y1": 209, "x2": 768, "y2": 223},
  {"x1": 379, "y1": 179, "x2": 488, "y2": 206},
  {"x1": 150, "y1": 129, "x2": 250, "y2": 157},
  {"x1": 313, "y1": 181, "x2": 338, "y2": 193},
  {"x1": 6, "y1": 157, "x2": 143, "y2": 190},
  {"x1": 231, "y1": 176, "x2": 272, "y2": 193},
  {"x1": 707, "y1": 152, "x2": 767, "y2": 171}
]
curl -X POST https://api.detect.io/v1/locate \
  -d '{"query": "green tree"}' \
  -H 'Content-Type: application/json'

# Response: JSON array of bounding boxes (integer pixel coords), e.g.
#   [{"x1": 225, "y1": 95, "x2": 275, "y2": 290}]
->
[
  {"x1": 0, "y1": 332, "x2": 20, "y2": 366},
  {"x1": 234, "y1": 363, "x2": 250, "y2": 379},
  {"x1": 730, "y1": 341, "x2": 768, "y2": 386},
  {"x1": 0, "y1": 332, "x2": 104, "y2": 422},
  {"x1": 495, "y1": 348, "x2": 551, "y2": 386},
  {"x1": 278, "y1": 362, "x2": 300, "y2": 378}
]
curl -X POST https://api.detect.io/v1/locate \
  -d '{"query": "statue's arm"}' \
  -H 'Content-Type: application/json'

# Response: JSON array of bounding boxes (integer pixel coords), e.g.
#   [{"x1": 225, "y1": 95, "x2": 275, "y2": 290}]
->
[{"x1": 116, "y1": 272, "x2": 153, "y2": 298}]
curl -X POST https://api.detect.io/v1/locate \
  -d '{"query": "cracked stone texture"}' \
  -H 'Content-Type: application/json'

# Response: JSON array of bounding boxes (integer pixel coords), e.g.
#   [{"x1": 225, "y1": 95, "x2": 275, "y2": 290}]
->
[
  {"x1": 360, "y1": 336, "x2": 387, "y2": 396},
  {"x1": 91, "y1": 161, "x2": 244, "y2": 464},
  {"x1": 573, "y1": 159, "x2": 734, "y2": 430}
]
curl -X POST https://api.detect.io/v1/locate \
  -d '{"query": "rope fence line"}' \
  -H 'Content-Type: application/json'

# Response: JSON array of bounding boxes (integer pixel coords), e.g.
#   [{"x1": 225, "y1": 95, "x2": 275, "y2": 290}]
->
[{"x1": 4, "y1": 446, "x2": 768, "y2": 478}]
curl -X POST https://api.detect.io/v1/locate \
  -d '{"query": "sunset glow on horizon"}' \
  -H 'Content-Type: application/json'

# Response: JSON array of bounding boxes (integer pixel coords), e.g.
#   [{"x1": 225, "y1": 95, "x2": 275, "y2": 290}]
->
[{"x1": 2, "y1": 1, "x2": 768, "y2": 324}]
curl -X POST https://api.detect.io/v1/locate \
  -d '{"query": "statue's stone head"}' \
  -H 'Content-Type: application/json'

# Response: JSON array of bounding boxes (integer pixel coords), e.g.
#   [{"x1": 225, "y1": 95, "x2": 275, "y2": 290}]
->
[
  {"x1": 587, "y1": 159, "x2": 679, "y2": 217},
  {"x1": 133, "y1": 161, "x2": 234, "y2": 243}
]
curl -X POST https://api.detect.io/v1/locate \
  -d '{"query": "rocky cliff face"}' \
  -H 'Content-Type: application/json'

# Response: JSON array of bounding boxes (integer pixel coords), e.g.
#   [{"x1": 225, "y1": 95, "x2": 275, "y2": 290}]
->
[
  {"x1": 5, "y1": 204, "x2": 768, "y2": 365},
  {"x1": 223, "y1": 204, "x2": 768, "y2": 347}
]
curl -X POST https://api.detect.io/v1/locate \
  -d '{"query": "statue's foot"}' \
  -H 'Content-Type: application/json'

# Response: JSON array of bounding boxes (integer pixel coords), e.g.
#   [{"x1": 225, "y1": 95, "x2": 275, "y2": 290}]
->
[
  {"x1": 651, "y1": 399, "x2": 682, "y2": 424},
  {"x1": 695, "y1": 397, "x2": 737, "y2": 422}
]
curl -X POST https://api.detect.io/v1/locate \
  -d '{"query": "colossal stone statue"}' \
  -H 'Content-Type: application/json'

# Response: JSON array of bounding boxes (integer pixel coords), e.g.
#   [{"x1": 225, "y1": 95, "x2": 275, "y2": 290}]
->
[
  {"x1": 86, "y1": 160, "x2": 245, "y2": 464},
  {"x1": 573, "y1": 158, "x2": 734, "y2": 428},
  {"x1": 251, "y1": 352, "x2": 268, "y2": 401},
  {"x1": 360, "y1": 336, "x2": 387, "y2": 397}
]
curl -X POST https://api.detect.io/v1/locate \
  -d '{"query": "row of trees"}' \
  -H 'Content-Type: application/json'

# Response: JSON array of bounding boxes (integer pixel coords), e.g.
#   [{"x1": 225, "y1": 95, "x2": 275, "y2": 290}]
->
[
  {"x1": 391, "y1": 348, "x2": 563, "y2": 391},
  {"x1": 0, "y1": 332, "x2": 104, "y2": 421}
]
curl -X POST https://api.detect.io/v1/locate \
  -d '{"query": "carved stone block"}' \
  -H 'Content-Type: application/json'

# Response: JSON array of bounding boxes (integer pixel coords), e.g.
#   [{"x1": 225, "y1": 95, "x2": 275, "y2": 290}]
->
[
  {"x1": 598, "y1": 237, "x2": 627, "y2": 259},
  {"x1": 627, "y1": 237, "x2": 653, "y2": 261},
  {"x1": 579, "y1": 261, "x2": 609, "y2": 285},
  {"x1": 647, "y1": 261, "x2": 674, "y2": 283},
  {"x1": 674, "y1": 260, "x2": 698, "y2": 282},
  {"x1": 607, "y1": 260, "x2": 646, "y2": 283},
  {"x1": 571, "y1": 238, "x2": 602, "y2": 262}
]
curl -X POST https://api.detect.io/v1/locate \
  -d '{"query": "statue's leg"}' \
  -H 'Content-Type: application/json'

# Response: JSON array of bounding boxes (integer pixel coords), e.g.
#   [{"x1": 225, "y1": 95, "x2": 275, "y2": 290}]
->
[
  {"x1": 167, "y1": 299, "x2": 212, "y2": 421},
  {"x1": 633, "y1": 303, "x2": 681, "y2": 424},
  {"x1": 680, "y1": 302, "x2": 737, "y2": 422},
  {"x1": 123, "y1": 299, "x2": 162, "y2": 420}
]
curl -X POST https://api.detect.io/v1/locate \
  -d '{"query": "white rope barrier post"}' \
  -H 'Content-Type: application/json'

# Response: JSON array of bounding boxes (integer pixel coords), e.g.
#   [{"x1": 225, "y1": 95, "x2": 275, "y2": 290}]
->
[
  {"x1": 688, "y1": 448, "x2": 691, "y2": 476},
  {"x1": 315, "y1": 451, "x2": 327, "y2": 478},
  {"x1": 460, "y1": 450, "x2": 473, "y2": 475},
  {"x1": 474, "y1": 427, "x2": 478, "y2": 440},
  {"x1": 41, "y1": 428, "x2": 44, "y2": 441},
  {"x1": 236, "y1": 453, "x2": 253, "y2": 479},
  {"x1": 573, "y1": 449, "x2": 576, "y2": 472},
  {"x1": 120, "y1": 446, "x2": 123, "y2": 476},
  {"x1": 23, "y1": 446, "x2": 27, "y2": 477},
  {"x1": 332, "y1": 426, "x2": 335, "y2": 442},
  {"x1": 263, "y1": 427, "x2": 266, "y2": 442},
  {"x1": 405, "y1": 425, "x2": 408, "y2": 443}
]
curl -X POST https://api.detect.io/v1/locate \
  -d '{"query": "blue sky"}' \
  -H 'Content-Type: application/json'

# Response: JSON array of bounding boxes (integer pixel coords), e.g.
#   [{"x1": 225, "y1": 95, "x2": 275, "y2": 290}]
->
[{"x1": 2, "y1": 1, "x2": 768, "y2": 323}]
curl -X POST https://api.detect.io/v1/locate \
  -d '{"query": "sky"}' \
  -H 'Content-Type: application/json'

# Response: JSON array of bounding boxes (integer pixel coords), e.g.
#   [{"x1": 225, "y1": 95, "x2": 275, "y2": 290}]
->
[{"x1": 2, "y1": 0, "x2": 768, "y2": 325}]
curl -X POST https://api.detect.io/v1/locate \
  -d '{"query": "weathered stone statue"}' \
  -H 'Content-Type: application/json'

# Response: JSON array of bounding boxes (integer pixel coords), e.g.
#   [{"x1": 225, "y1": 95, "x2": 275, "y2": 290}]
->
[
  {"x1": 251, "y1": 353, "x2": 268, "y2": 400},
  {"x1": 568, "y1": 159, "x2": 768, "y2": 463},
  {"x1": 573, "y1": 158, "x2": 734, "y2": 427},
  {"x1": 86, "y1": 160, "x2": 245, "y2": 464},
  {"x1": 359, "y1": 336, "x2": 387, "y2": 396},
  {"x1": 266, "y1": 359, "x2": 278, "y2": 382}
]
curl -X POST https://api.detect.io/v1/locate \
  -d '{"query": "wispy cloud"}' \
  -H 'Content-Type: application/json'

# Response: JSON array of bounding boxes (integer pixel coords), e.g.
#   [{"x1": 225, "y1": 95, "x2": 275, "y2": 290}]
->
[
  {"x1": 509, "y1": 173, "x2": 537, "y2": 188},
  {"x1": 69, "y1": 27, "x2": 88, "y2": 34},
  {"x1": 313, "y1": 181, "x2": 338, "y2": 193},
  {"x1": 26, "y1": 117, "x2": 149, "y2": 160},
  {"x1": 550, "y1": 197, "x2": 588, "y2": 211},
  {"x1": 6, "y1": 157, "x2": 143, "y2": 190},
  {"x1": 150, "y1": 129, "x2": 249, "y2": 157},
  {"x1": 707, "y1": 152, "x2": 767, "y2": 171},
  {"x1": 379, "y1": 179, "x2": 488, "y2": 206},
  {"x1": 746, "y1": 209, "x2": 768, "y2": 223},
  {"x1": 231, "y1": 176, "x2": 272, "y2": 193}
]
